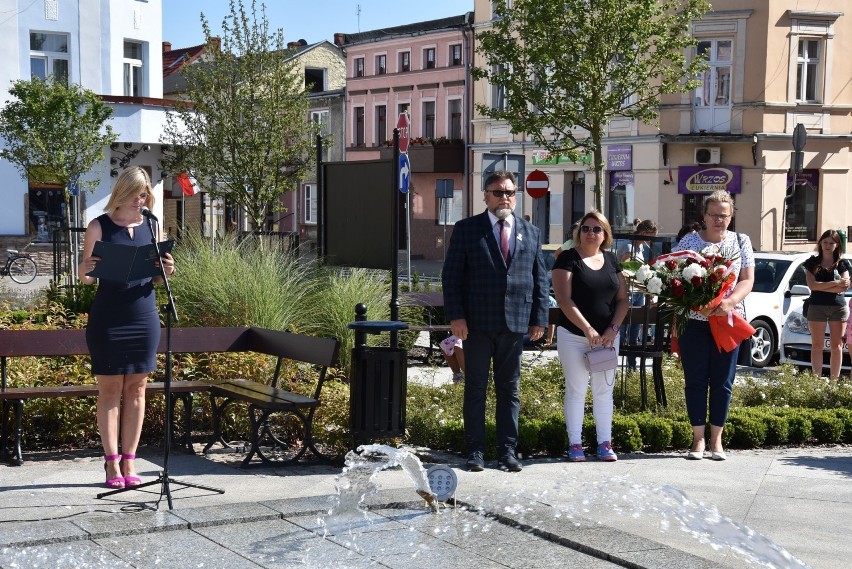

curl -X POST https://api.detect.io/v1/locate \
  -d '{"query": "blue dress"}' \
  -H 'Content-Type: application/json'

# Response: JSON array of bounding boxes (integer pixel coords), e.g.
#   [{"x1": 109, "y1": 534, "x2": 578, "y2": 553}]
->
[{"x1": 86, "y1": 214, "x2": 161, "y2": 375}]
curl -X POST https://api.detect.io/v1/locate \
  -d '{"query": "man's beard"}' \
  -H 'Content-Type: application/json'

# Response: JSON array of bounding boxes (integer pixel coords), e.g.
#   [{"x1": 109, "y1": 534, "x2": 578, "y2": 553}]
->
[{"x1": 493, "y1": 207, "x2": 513, "y2": 220}]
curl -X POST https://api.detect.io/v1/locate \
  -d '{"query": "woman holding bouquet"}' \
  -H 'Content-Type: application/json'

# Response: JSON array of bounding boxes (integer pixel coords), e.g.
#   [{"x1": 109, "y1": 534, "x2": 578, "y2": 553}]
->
[
  {"x1": 674, "y1": 190, "x2": 754, "y2": 461},
  {"x1": 803, "y1": 230, "x2": 850, "y2": 379},
  {"x1": 552, "y1": 211, "x2": 628, "y2": 462}
]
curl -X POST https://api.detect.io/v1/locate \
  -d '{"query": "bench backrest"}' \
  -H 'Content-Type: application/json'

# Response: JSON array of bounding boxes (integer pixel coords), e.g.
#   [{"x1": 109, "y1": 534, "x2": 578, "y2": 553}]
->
[
  {"x1": 0, "y1": 326, "x2": 338, "y2": 366},
  {"x1": 0, "y1": 327, "x2": 251, "y2": 358},
  {"x1": 245, "y1": 327, "x2": 339, "y2": 369}
]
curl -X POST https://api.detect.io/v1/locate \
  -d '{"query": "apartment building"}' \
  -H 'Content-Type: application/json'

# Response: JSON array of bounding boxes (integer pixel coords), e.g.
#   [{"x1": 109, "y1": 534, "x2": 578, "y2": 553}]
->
[
  {"x1": 471, "y1": 0, "x2": 852, "y2": 250},
  {"x1": 162, "y1": 38, "x2": 345, "y2": 245},
  {"x1": 336, "y1": 15, "x2": 473, "y2": 261},
  {"x1": 0, "y1": 0, "x2": 168, "y2": 240}
]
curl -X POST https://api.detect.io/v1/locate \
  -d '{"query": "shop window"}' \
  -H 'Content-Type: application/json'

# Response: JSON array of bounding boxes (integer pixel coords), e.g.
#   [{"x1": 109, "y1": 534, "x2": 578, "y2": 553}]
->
[
  {"x1": 784, "y1": 171, "x2": 818, "y2": 241},
  {"x1": 28, "y1": 186, "x2": 66, "y2": 240}
]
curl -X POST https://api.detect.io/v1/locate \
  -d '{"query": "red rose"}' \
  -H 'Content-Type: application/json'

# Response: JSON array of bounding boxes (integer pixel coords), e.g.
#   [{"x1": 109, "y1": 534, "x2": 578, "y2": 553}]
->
[
  {"x1": 691, "y1": 275, "x2": 703, "y2": 287},
  {"x1": 666, "y1": 260, "x2": 678, "y2": 270},
  {"x1": 709, "y1": 272, "x2": 720, "y2": 284},
  {"x1": 673, "y1": 283, "x2": 685, "y2": 297}
]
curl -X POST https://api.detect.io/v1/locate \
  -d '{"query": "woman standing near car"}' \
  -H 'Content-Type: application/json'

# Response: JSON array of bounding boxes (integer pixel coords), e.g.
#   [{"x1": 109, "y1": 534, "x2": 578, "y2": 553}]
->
[
  {"x1": 673, "y1": 190, "x2": 754, "y2": 461},
  {"x1": 803, "y1": 230, "x2": 850, "y2": 379}
]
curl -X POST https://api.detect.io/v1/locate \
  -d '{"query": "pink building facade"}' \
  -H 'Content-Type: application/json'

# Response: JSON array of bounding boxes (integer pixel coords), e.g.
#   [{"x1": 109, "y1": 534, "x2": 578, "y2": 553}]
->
[{"x1": 337, "y1": 15, "x2": 472, "y2": 261}]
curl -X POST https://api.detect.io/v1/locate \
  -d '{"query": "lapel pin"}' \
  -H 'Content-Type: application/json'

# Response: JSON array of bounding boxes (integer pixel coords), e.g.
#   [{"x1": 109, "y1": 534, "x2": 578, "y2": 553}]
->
[{"x1": 517, "y1": 234, "x2": 523, "y2": 241}]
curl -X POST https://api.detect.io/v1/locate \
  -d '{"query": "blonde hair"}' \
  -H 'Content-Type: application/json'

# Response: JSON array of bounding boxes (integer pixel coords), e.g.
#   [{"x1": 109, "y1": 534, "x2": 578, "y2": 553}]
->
[
  {"x1": 103, "y1": 167, "x2": 154, "y2": 215},
  {"x1": 573, "y1": 210, "x2": 614, "y2": 249},
  {"x1": 703, "y1": 190, "x2": 734, "y2": 214}
]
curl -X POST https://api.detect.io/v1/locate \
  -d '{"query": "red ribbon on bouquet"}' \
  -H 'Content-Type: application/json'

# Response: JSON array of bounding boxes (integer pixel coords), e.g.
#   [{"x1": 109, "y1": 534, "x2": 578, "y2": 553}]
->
[{"x1": 703, "y1": 279, "x2": 755, "y2": 352}]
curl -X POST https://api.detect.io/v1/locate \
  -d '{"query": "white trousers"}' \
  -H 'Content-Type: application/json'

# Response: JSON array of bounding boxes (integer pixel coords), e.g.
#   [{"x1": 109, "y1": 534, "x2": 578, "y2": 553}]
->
[{"x1": 556, "y1": 326, "x2": 618, "y2": 446}]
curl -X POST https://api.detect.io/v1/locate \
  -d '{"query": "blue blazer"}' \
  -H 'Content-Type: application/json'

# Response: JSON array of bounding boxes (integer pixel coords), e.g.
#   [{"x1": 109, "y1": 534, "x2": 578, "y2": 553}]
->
[{"x1": 442, "y1": 211, "x2": 549, "y2": 334}]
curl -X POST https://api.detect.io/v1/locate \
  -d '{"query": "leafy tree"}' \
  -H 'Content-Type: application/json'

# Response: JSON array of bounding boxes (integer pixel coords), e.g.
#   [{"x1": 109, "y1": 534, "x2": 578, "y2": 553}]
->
[
  {"x1": 473, "y1": 0, "x2": 709, "y2": 211},
  {"x1": 0, "y1": 77, "x2": 116, "y2": 281},
  {"x1": 161, "y1": 0, "x2": 314, "y2": 232}
]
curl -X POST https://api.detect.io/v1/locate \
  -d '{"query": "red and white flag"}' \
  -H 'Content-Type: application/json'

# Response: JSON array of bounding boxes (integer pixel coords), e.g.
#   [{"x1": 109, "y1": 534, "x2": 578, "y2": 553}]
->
[{"x1": 177, "y1": 171, "x2": 200, "y2": 196}]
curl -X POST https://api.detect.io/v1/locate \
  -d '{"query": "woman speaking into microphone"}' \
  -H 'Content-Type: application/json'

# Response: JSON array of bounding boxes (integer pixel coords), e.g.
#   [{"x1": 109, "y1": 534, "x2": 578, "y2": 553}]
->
[{"x1": 78, "y1": 167, "x2": 175, "y2": 489}]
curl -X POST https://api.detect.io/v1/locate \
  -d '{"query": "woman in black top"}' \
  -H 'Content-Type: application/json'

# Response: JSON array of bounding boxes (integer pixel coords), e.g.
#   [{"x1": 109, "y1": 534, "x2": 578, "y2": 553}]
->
[
  {"x1": 803, "y1": 229, "x2": 850, "y2": 379},
  {"x1": 552, "y1": 211, "x2": 628, "y2": 463}
]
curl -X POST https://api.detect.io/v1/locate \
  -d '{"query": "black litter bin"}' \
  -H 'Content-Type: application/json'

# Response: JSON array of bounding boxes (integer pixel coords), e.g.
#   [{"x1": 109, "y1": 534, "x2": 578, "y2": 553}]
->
[{"x1": 347, "y1": 305, "x2": 409, "y2": 446}]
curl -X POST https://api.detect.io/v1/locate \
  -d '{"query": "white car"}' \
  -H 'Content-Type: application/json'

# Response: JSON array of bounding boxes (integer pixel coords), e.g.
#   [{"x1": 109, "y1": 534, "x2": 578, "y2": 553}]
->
[
  {"x1": 742, "y1": 252, "x2": 818, "y2": 367},
  {"x1": 780, "y1": 284, "x2": 852, "y2": 372}
]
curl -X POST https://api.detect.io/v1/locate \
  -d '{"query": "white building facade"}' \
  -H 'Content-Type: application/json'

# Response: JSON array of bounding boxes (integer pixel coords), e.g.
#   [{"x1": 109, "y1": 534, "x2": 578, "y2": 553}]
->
[{"x1": 0, "y1": 0, "x2": 169, "y2": 240}]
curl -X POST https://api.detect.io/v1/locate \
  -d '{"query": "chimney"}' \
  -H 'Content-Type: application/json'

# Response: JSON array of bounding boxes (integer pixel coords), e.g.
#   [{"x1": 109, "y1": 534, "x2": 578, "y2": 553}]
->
[
  {"x1": 208, "y1": 36, "x2": 221, "y2": 52},
  {"x1": 287, "y1": 41, "x2": 300, "y2": 49},
  {"x1": 334, "y1": 33, "x2": 345, "y2": 46},
  {"x1": 162, "y1": 41, "x2": 172, "y2": 52}
]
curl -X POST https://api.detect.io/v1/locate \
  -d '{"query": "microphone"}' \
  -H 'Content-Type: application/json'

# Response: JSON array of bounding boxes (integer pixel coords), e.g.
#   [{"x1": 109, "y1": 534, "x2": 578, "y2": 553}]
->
[{"x1": 140, "y1": 206, "x2": 158, "y2": 221}]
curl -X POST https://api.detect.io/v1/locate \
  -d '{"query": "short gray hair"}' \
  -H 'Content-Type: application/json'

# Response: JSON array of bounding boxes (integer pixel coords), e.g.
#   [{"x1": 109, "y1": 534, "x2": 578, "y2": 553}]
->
[{"x1": 703, "y1": 190, "x2": 734, "y2": 213}]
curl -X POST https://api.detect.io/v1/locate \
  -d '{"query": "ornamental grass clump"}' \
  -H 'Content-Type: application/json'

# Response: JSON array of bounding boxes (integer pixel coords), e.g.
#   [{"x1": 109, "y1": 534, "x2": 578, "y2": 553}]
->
[{"x1": 170, "y1": 229, "x2": 314, "y2": 330}]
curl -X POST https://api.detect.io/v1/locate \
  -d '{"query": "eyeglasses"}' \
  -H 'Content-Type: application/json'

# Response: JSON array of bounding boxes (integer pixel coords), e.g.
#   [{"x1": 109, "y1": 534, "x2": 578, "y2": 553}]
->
[
  {"x1": 580, "y1": 225, "x2": 604, "y2": 234},
  {"x1": 706, "y1": 213, "x2": 731, "y2": 221},
  {"x1": 487, "y1": 190, "x2": 516, "y2": 198}
]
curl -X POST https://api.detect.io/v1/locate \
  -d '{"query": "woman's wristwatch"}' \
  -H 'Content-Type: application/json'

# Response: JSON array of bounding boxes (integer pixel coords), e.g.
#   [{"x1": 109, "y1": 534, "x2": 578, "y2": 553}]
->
[{"x1": 609, "y1": 324, "x2": 619, "y2": 332}]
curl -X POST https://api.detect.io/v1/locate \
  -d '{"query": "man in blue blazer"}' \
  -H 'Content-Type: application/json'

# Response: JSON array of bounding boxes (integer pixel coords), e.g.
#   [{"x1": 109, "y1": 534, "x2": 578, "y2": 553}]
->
[{"x1": 442, "y1": 171, "x2": 549, "y2": 472}]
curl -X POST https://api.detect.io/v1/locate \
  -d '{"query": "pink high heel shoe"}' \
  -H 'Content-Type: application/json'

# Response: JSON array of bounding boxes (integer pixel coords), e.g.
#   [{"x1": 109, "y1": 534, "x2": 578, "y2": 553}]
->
[
  {"x1": 104, "y1": 454, "x2": 125, "y2": 489},
  {"x1": 121, "y1": 454, "x2": 142, "y2": 487}
]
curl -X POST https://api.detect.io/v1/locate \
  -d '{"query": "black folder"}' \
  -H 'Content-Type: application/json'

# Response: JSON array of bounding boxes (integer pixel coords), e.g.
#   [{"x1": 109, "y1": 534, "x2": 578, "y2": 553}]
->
[{"x1": 87, "y1": 239, "x2": 175, "y2": 282}]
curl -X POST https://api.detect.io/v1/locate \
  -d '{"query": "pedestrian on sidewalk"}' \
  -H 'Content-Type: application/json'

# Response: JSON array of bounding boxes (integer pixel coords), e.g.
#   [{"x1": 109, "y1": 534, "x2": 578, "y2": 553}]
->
[
  {"x1": 442, "y1": 171, "x2": 549, "y2": 473},
  {"x1": 552, "y1": 211, "x2": 628, "y2": 463},
  {"x1": 439, "y1": 335, "x2": 466, "y2": 384}
]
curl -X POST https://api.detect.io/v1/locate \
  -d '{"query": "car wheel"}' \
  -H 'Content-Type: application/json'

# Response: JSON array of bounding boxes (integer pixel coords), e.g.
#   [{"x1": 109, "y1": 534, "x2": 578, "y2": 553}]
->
[{"x1": 749, "y1": 320, "x2": 775, "y2": 368}]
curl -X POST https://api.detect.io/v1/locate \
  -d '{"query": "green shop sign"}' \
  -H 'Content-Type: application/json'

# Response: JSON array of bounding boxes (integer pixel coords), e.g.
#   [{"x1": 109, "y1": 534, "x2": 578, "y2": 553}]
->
[{"x1": 531, "y1": 150, "x2": 592, "y2": 165}]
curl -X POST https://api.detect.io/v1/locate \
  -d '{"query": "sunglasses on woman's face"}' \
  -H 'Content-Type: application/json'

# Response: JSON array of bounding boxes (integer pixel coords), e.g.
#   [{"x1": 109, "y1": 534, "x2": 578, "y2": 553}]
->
[{"x1": 581, "y1": 225, "x2": 604, "y2": 234}]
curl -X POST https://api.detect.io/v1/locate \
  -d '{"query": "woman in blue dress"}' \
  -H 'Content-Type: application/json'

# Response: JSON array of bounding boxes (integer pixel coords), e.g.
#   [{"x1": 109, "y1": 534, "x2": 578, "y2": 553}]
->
[{"x1": 79, "y1": 167, "x2": 176, "y2": 489}]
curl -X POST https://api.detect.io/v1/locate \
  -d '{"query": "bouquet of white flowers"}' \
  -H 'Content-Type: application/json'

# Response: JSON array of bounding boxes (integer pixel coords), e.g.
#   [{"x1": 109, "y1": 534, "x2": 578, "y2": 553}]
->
[{"x1": 634, "y1": 248, "x2": 754, "y2": 351}]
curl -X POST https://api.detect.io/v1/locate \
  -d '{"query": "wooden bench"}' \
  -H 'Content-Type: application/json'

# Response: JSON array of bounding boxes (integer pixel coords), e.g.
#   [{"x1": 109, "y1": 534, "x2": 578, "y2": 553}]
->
[
  {"x1": 0, "y1": 327, "x2": 340, "y2": 467},
  {"x1": 202, "y1": 327, "x2": 340, "y2": 466},
  {"x1": 403, "y1": 291, "x2": 451, "y2": 359}
]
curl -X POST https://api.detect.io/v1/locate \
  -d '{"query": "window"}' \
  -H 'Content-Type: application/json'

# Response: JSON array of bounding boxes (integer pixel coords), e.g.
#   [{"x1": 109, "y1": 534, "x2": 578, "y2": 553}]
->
[
  {"x1": 305, "y1": 68, "x2": 326, "y2": 93},
  {"x1": 491, "y1": 64, "x2": 508, "y2": 110},
  {"x1": 422, "y1": 101, "x2": 435, "y2": 138},
  {"x1": 311, "y1": 110, "x2": 329, "y2": 136},
  {"x1": 450, "y1": 44, "x2": 462, "y2": 67},
  {"x1": 398, "y1": 103, "x2": 410, "y2": 119},
  {"x1": 797, "y1": 40, "x2": 820, "y2": 102},
  {"x1": 438, "y1": 189, "x2": 464, "y2": 225},
  {"x1": 449, "y1": 99, "x2": 462, "y2": 139},
  {"x1": 304, "y1": 184, "x2": 317, "y2": 224},
  {"x1": 354, "y1": 57, "x2": 364, "y2": 77},
  {"x1": 30, "y1": 32, "x2": 69, "y2": 84},
  {"x1": 424, "y1": 48, "x2": 435, "y2": 69},
  {"x1": 399, "y1": 51, "x2": 410, "y2": 72},
  {"x1": 375, "y1": 54, "x2": 386, "y2": 75},
  {"x1": 693, "y1": 39, "x2": 731, "y2": 132},
  {"x1": 784, "y1": 171, "x2": 818, "y2": 241},
  {"x1": 376, "y1": 105, "x2": 387, "y2": 145},
  {"x1": 28, "y1": 185, "x2": 65, "y2": 239},
  {"x1": 123, "y1": 40, "x2": 144, "y2": 96},
  {"x1": 354, "y1": 107, "x2": 365, "y2": 146}
]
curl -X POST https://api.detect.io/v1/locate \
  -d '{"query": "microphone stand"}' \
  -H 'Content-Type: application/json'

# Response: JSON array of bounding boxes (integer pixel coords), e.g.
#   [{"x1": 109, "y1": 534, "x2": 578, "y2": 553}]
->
[{"x1": 97, "y1": 213, "x2": 224, "y2": 509}]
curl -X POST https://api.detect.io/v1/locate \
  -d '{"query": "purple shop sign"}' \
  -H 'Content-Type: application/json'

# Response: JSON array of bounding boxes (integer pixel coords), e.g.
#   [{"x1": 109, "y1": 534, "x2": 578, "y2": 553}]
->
[
  {"x1": 610, "y1": 170, "x2": 634, "y2": 187},
  {"x1": 678, "y1": 165, "x2": 742, "y2": 194},
  {"x1": 786, "y1": 169, "x2": 819, "y2": 189},
  {"x1": 606, "y1": 144, "x2": 632, "y2": 171}
]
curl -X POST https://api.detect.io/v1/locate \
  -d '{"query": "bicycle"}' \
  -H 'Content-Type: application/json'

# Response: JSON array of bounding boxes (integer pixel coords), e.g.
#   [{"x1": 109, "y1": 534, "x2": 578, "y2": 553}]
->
[{"x1": 1, "y1": 247, "x2": 38, "y2": 284}]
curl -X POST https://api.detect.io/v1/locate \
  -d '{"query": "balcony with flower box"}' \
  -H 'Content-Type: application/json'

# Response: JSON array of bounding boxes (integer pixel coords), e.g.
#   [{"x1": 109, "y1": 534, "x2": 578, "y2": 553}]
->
[{"x1": 379, "y1": 137, "x2": 464, "y2": 173}]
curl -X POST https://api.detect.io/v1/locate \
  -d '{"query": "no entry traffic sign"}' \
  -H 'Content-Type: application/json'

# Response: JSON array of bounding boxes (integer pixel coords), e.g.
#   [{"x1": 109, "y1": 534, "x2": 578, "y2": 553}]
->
[{"x1": 526, "y1": 169, "x2": 550, "y2": 199}]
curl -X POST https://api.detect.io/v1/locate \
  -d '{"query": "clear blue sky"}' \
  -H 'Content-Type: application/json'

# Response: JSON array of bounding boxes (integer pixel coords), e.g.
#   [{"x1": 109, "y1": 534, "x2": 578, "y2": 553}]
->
[{"x1": 162, "y1": 0, "x2": 473, "y2": 49}]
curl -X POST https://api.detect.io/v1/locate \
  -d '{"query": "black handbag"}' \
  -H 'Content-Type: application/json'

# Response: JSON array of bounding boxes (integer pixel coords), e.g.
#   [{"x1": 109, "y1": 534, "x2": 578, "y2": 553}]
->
[{"x1": 802, "y1": 298, "x2": 811, "y2": 319}]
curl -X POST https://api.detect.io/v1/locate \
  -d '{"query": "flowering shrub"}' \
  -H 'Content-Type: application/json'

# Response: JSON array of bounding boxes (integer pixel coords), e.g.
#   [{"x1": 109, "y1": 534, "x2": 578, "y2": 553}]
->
[{"x1": 634, "y1": 248, "x2": 738, "y2": 336}]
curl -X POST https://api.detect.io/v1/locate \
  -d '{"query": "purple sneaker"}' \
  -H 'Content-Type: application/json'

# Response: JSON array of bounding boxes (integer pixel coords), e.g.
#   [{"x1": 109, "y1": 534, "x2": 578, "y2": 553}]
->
[
  {"x1": 597, "y1": 441, "x2": 618, "y2": 462},
  {"x1": 567, "y1": 444, "x2": 586, "y2": 462}
]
